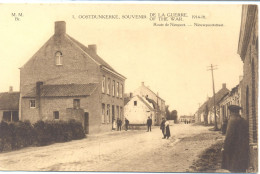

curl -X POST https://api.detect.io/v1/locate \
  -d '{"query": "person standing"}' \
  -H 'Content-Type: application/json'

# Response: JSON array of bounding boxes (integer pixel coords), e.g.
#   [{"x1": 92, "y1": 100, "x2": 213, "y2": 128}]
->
[
  {"x1": 160, "y1": 117, "x2": 166, "y2": 139},
  {"x1": 221, "y1": 105, "x2": 249, "y2": 173},
  {"x1": 165, "y1": 119, "x2": 171, "y2": 139},
  {"x1": 147, "y1": 116, "x2": 152, "y2": 132},
  {"x1": 118, "y1": 118, "x2": 122, "y2": 131},
  {"x1": 125, "y1": 118, "x2": 129, "y2": 131}
]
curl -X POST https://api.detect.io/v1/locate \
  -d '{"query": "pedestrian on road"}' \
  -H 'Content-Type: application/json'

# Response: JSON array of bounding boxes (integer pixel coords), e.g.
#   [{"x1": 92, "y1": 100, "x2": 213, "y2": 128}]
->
[
  {"x1": 221, "y1": 105, "x2": 249, "y2": 173},
  {"x1": 165, "y1": 119, "x2": 171, "y2": 139},
  {"x1": 160, "y1": 117, "x2": 166, "y2": 139},
  {"x1": 147, "y1": 116, "x2": 152, "y2": 132},
  {"x1": 125, "y1": 118, "x2": 129, "y2": 131},
  {"x1": 117, "y1": 118, "x2": 122, "y2": 131}
]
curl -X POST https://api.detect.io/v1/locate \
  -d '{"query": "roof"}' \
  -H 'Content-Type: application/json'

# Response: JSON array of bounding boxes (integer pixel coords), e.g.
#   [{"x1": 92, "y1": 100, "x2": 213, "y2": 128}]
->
[
  {"x1": 198, "y1": 87, "x2": 230, "y2": 113},
  {"x1": 66, "y1": 35, "x2": 126, "y2": 79},
  {"x1": 144, "y1": 86, "x2": 165, "y2": 102},
  {"x1": 207, "y1": 87, "x2": 230, "y2": 109},
  {"x1": 24, "y1": 83, "x2": 97, "y2": 98},
  {"x1": 0, "y1": 92, "x2": 20, "y2": 110},
  {"x1": 145, "y1": 97, "x2": 159, "y2": 110},
  {"x1": 137, "y1": 95, "x2": 155, "y2": 110}
]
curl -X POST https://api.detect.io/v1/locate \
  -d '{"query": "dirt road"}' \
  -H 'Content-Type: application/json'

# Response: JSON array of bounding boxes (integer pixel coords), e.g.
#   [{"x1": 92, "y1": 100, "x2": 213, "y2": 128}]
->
[{"x1": 0, "y1": 124, "x2": 223, "y2": 172}]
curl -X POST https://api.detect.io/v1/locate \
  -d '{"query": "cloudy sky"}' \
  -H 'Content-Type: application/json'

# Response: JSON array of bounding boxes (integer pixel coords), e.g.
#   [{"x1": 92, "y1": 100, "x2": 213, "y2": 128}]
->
[{"x1": 0, "y1": 3, "x2": 244, "y2": 115}]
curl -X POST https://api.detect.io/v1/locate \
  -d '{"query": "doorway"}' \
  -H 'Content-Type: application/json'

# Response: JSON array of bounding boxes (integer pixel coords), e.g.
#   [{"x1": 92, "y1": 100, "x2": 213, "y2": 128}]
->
[{"x1": 84, "y1": 112, "x2": 89, "y2": 134}]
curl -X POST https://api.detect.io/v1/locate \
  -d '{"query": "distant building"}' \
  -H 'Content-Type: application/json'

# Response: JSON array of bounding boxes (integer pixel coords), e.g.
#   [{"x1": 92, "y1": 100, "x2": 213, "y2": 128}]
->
[
  {"x1": 196, "y1": 83, "x2": 229, "y2": 126},
  {"x1": 0, "y1": 87, "x2": 20, "y2": 122},
  {"x1": 179, "y1": 115, "x2": 194, "y2": 123},
  {"x1": 124, "y1": 95, "x2": 156, "y2": 125},
  {"x1": 237, "y1": 5, "x2": 258, "y2": 172},
  {"x1": 219, "y1": 79, "x2": 242, "y2": 129},
  {"x1": 19, "y1": 21, "x2": 126, "y2": 134},
  {"x1": 133, "y1": 82, "x2": 166, "y2": 125}
]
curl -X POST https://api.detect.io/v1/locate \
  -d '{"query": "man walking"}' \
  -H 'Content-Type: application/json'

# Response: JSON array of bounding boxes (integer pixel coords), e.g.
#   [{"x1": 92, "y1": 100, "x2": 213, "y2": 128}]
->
[
  {"x1": 147, "y1": 116, "x2": 152, "y2": 132},
  {"x1": 221, "y1": 105, "x2": 249, "y2": 173},
  {"x1": 160, "y1": 117, "x2": 166, "y2": 139}
]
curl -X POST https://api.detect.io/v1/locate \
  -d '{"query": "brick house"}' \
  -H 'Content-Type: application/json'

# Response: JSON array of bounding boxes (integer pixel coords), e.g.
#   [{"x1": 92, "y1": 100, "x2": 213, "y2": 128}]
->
[
  {"x1": 133, "y1": 82, "x2": 166, "y2": 125},
  {"x1": 0, "y1": 87, "x2": 19, "y2": 122},
  {"x1": 19, "y1": 21, "x2": 126, "y2": 134},
  {"x1": 237, "y1": 5, "x2": 258, "y2": 172}
]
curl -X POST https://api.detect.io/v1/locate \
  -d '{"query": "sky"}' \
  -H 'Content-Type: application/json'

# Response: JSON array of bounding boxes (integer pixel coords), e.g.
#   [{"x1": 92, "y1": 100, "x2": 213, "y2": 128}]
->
[{"x1": 0, "y1": 3, "x2": 244, "y2": 116}]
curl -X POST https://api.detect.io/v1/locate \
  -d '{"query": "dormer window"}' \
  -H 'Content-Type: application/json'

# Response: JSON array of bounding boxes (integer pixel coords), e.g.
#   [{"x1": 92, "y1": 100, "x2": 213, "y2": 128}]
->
[{"x1": 55, "y1": 51, "x2": 63, "y2": 65}]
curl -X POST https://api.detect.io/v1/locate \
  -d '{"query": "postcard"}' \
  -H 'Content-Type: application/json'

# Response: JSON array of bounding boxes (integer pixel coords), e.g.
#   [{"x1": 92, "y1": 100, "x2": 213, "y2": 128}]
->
[{"x1": 0, "y1": 3, "x2": 258, "y2": 173}]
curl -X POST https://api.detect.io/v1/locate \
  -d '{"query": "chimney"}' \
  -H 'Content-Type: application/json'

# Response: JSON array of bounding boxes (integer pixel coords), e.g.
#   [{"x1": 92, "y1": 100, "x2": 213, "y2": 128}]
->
[
  {"x1": 36, "y1": 81, "x2": 43, "y2": 98},
  {"x1": 142, "y1": 82, "x2": 144, "y2": 86},
  {"x1": 130, "y1": 92, "x2": 133, "y2": 98},
  {"x1": 55, "y1": 21, "x2": 66, "y2": 35},
  {"x1": 88, "y1": 44, "x2": 97, "y2": 54},
  {"x1": 222, "y1": 83, "x2": 226, "y2": 89},
  {"x1": 9, "y1": 86, "x2": 13, "y2": 93}
]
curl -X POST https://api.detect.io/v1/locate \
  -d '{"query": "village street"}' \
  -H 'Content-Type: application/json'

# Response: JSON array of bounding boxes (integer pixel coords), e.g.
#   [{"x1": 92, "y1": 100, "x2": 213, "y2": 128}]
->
[{"x1": 0, "y1": 124, "x2": 224, "y2": 172}]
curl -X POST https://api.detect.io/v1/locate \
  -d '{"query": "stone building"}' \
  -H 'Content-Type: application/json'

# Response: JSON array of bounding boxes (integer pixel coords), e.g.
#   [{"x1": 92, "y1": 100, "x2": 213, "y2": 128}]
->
[
  {"x1": 237, "y1": 5, "x2": 258, "y2": 172},
  {"x1": 133, "y1": 82, "x2": 166, "y2": 125},
  {"x1": 19, "y1": 21, "x2": 126, "y2": 134}
]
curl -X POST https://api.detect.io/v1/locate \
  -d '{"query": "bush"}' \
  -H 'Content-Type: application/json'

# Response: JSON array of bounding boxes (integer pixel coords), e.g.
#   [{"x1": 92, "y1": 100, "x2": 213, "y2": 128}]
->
[{"x1": 0, "y1": 119, "x2": 86, "y2": 152}]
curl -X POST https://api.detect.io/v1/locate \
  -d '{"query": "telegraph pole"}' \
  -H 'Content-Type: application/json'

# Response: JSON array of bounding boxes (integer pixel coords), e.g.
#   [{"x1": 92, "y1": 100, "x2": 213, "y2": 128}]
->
[{"x1": 207, "y1": 64, "x2": 218, "y2": 130}]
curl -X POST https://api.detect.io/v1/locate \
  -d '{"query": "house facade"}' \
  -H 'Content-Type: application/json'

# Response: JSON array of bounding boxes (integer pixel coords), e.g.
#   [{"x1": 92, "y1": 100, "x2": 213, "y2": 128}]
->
[
  {"x1": 133, "y1": 82, "x2": 166, "y2": 125},
  {"x1": 124, "y1": 95, "x2": 155, "y2": 125},
  {"x1": 219, "y1": 81, "x2": 242, "y2": 130},
  {"x1": 19, "y1": 21, "x2": 126, "y2": 134},
  {"x1": 237, "y1": 5, "x2": 258, "y2": 172}
]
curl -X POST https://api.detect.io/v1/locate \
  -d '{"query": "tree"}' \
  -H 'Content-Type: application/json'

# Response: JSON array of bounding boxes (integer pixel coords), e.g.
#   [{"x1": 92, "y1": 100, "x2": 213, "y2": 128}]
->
[
  {"x1": 166, "y1": 105, "x2": 171, "y2": 120},
  {"x1": 204, "y1": 104, "x2": 209, "y2": 125},
  {"x1": 171, "y1": 110, "x2": 178, "y2": 122}
]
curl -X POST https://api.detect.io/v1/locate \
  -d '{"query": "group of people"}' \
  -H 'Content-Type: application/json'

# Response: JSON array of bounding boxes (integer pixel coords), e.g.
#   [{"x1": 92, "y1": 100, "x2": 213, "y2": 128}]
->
[
  {"x1": 160, "y1": 117, "x2": 171, "y2": 139},
  {"x1": 146, "y1": 116, "x2": 171, "y2": 139},
  {"x1": 184, "y1": 120, "x2": 191, "y2": 124},
  {"x1": 116, "y1": 118, "x2": 130, "y2": 131}
]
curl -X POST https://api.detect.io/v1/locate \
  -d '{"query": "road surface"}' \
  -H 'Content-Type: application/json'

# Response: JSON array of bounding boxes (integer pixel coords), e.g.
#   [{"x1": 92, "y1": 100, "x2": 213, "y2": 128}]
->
[{"x1": 0, "y1": 124, "x2": 223, "y2": 172}]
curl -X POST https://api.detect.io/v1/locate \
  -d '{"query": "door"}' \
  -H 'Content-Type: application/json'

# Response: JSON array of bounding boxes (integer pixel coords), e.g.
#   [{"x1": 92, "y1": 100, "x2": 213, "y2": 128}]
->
[
  {"x1": 112, "y1": 105, "x2": 115, "y2": 130},
  {"x1": 84, "y1": 112, "x2": 89, "y2": 134}
]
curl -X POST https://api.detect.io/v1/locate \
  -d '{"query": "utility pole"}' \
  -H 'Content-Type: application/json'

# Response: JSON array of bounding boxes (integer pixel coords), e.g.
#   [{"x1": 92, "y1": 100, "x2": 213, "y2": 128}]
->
[{"x1": 207, "y1": 64, "x2": 218, "y2": 130}]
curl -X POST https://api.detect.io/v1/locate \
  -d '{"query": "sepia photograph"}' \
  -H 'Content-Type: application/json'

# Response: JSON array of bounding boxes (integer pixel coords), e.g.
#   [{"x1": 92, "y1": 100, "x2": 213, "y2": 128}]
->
[{"x1": 0, "y1": 3, "x2": 258, "y2": 173}]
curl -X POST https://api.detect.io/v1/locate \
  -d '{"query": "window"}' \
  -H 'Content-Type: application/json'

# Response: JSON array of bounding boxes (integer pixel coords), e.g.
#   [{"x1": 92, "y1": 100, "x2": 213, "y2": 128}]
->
[
  {"x1": 112, "y1": 80, "x2": 115, "y2": 96},
  {"x1": 73, "y1": 99, "x2": 80, "y2": 109},
  {"x1": 53, "y1": 111, "x2": 59, "y2": 119},
  {"x1": 102, "y1": 103, "x2": 105, "y2": 123},
  {"x1": 107, "y1": 78, "x2": 111, "y2": 95},
  {"x1": 102, "y1": 76, "x2": 106, "y2": 93},
  {"x1": 55, "y1": 51, "x2": 62, "y2": 65},
  {"x1": 134, "y1": 101, "x2": 137, "y2": 106},
  {"x1": 120, "y1": 84, "x2": 123, "y2": 99},
  {"x1": 30, "y1": 100, "x2": 36, "y2": 108},
  {"x1": 116, "y1": 82, "x2": 119, "y2": 97},
  {"x1": 107, "y1": 104, "x2": 110, "y2": 123}
]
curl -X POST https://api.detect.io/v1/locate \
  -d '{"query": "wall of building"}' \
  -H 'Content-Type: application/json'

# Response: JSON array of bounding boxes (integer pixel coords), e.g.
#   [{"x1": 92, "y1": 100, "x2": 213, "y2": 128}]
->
[
  {"x1": 124, "y1": 96, "x2": 155, "y2": 125},
  {"x1": 239, "y1": 5, "x2": 258, "y2": 172}
]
